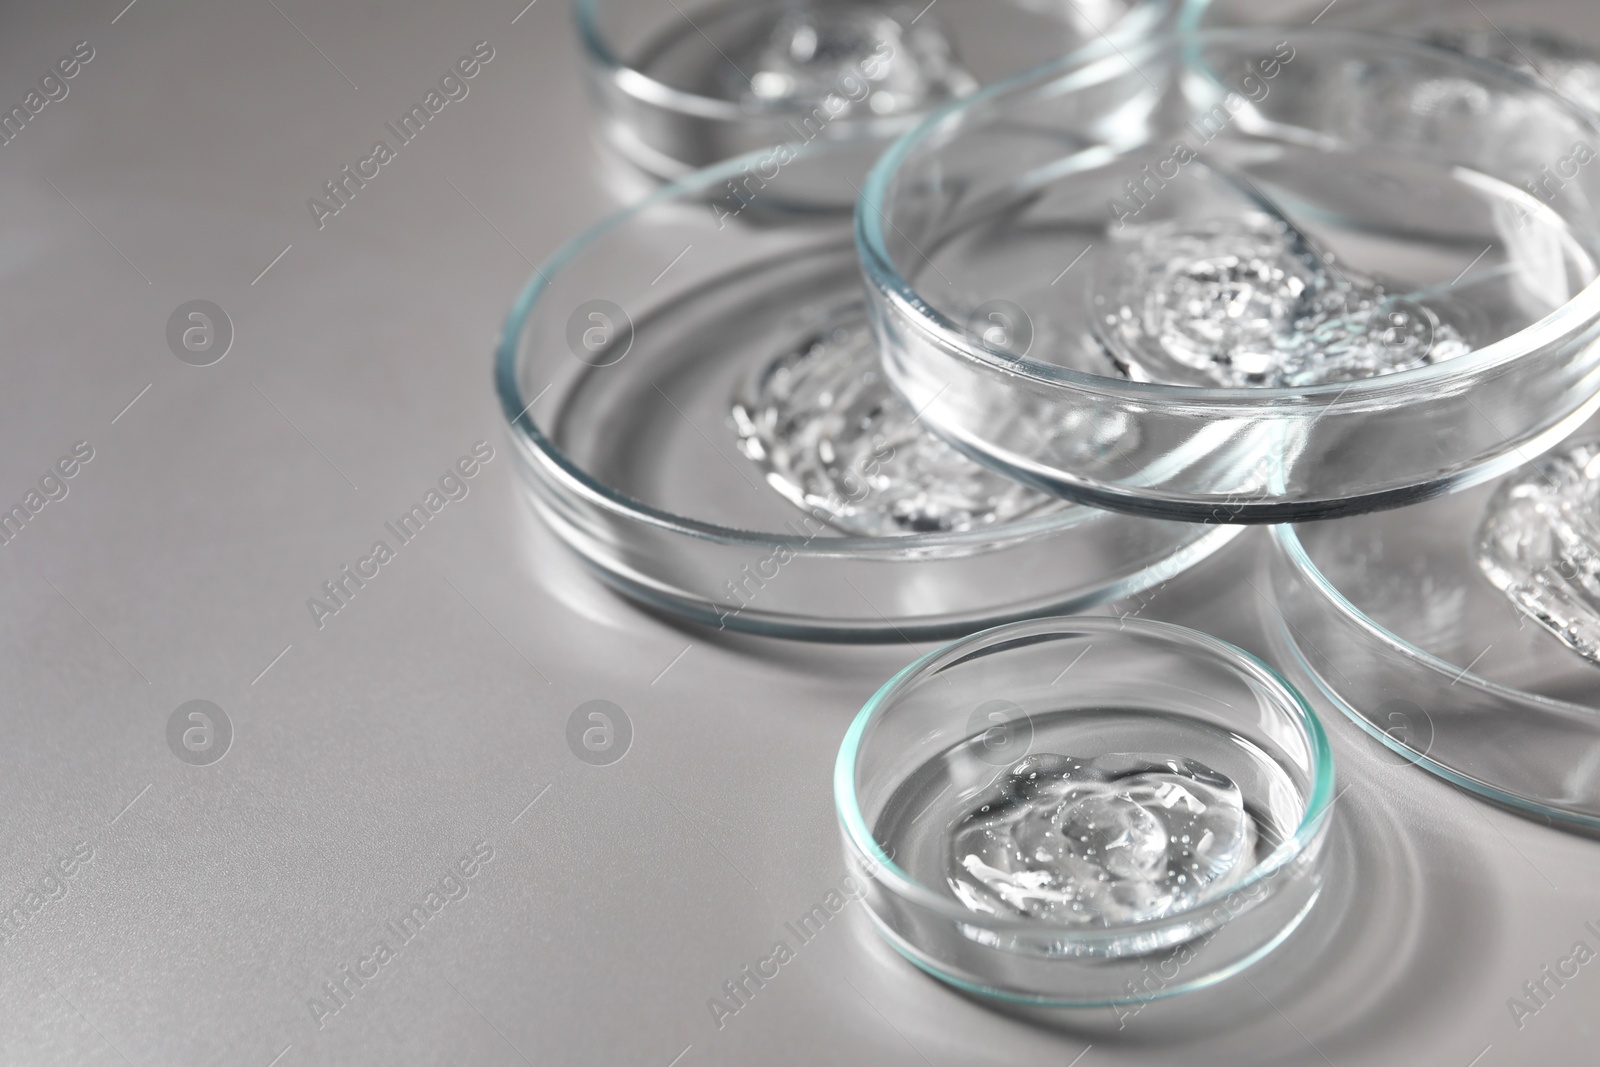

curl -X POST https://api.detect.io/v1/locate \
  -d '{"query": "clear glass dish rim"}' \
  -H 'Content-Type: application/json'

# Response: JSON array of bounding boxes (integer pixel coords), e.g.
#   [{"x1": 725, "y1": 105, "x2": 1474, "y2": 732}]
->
[
  {"x1": 1272, "y1": 521, "x2": 1600, "y2": 829},
  {"x1": 856, "y1": 26, "x2": 1600, "y2": 406},
  {"x1": 493, "y1": 144, "x2": 1245, "y2": 563},
  {"x1": 572, "y1": 0, "x2": 1183, "y2": 124},
  {"x1": 831, "y1": 615, "x2": 1336, "y2": 941}
]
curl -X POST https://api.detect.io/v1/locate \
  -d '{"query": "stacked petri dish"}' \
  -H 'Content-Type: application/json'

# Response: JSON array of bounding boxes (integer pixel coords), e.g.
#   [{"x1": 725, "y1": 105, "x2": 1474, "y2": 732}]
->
[
  {"x1": 1187, "y1": 3, "x2": 1600, "y2": 831},
  {"x1": 508, "y1": 3, "x2": 1600, "y2": 1006},
  {"x1": 575, "y1": 0, "x2": 1182, "y2": 177}
]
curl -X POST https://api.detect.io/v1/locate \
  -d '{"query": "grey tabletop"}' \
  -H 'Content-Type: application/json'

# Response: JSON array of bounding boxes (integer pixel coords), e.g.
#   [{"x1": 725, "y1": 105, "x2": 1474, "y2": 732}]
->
[{"x1": 2, "y1": 2, "x2": 1598, "y2": 1065}]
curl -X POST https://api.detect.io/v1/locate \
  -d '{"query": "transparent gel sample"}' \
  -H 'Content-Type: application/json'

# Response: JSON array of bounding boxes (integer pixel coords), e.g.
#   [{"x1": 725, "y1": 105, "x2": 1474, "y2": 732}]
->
[
  {"x1": 731, "y1": 307, "x2": 1057, "y2": 535},
  {"x1": 727, "y1": 4, "x2": 977, "y2": 116},
  {"x1": 1477, "y1": 437, "x2": 1600, "y2": 664},
  {"x1": 947, "y1": 752, "x2": 1257, "y2": 927},
  {"x1": 1426, "y1": 25, "x2": 1600, "y2": 115},
  {"x1": 1092, "y1": 215, "x2": 1473, "y2": 388}
]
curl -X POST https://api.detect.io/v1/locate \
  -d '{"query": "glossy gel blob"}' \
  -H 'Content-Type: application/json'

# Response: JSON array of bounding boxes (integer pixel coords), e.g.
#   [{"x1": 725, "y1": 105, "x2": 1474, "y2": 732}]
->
[{"x1": 947, "y1": 752, "x2": 1258, "y2": 927}]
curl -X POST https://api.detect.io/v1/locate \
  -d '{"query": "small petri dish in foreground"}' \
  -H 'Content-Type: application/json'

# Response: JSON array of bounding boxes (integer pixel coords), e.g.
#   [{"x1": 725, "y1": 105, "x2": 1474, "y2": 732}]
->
[
  {"x1": 859, "y1": 28, "x2": 1600, "y2": 522},
  {"x1": 1270, "y1": 424, "x2": 1600, "y2": 832},
  {"x1": 494, "y1": 144, "x2": 1237, "y2": 642},
  {"x1": 834, "y1": 616, "x2": 1334, "y2": 1002},
  {"x1": 575, "y1": 0, "x2": 1180, "y2": 178}
]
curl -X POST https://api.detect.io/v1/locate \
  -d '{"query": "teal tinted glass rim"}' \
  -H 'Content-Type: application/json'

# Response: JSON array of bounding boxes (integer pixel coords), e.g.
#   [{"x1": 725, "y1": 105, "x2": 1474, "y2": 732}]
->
[
  {"x1": 1272, "y1": 522, "x2": 1600, "y2": 830},
  {"x1": 493, "y1": 143, "x2": 1092, "y2": 556},
  {"x1": 856, "y1": 26, "x2": 1600, "y2": 404},
  {"x1": 870, "y1": 885, "x2": 1317, "y2": 1006},
  {"x1": 832, "y1": 615, "x2": 1336, "y2": 937},
  {"x1": 491, "y1": 141, "x2": 1248, "y2": 569},
  {"x1": 572, "y1": 0, "x2": 1181, "y2": 123}
]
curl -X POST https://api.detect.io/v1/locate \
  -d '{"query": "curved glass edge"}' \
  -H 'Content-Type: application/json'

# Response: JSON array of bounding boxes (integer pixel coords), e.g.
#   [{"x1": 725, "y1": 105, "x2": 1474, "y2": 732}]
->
[
  {"x1": 1270, "y1": 524, "x2": 1600, "y2": 832},
  {"x1": 855, "y1": 27, "x2": 1600, "y2": 404},
  {"x1": 493, "y1": 142, "x2": 1241, "y2": 566},
  {"x1": 581, "y1": 520, "x2": 1242, "y2": 642},
  {"x1": 1271, "y1": 524, "x2": 1600, "y2": 720},
  {"x1": 832, "y1": 615, "x2": 1336, "y2": 934},
  {"x1": 916, "y1": 389, "x2": 1600, "y2": 524},
  {"x1": 573, "y1": 0, "x2": 1182, "y2": 124},
  {"x1": 492, "y1": 144, "x2": 1073, "y2": 555},
  {"x1": 867, "y1": 885, "x2": 1319, "y2": 1006}
]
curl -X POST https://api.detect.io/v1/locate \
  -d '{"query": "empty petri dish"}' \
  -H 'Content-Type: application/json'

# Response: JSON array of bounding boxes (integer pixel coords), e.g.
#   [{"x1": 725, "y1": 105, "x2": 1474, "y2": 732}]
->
[
  {"x1": 494, "y1": 142, "x2": 1238, "y2": 641},
  {"x1": 1270, "y1": 417, "x2": 1600, "y2": 832},
  {"x1": 834, "y1": 616, "x2": 1334, "y2": 1003},
  {"x1": 1192, "y1": 0, "x2": 1600, "y2": 115},
  {"x1": 858, "y1": 28, "x2": 1600, "y2": 522},
  {"x1": 575, "y1": 0, "x2": 1180, "y2": 178}
]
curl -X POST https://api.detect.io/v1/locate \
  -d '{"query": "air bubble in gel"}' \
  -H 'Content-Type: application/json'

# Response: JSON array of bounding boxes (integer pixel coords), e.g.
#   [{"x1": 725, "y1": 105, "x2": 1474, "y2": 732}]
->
[
  {"x1": 732, "y1": 309, "x2": 1057, "y2": 535},
  {"x1": 947, "y1": 752, "x2": 1257, "y2": 927},
  {"x1": 1477, "y1": 437, "x2": 1600, "y2": 665},
  {"x1": 1092, "y1": 215, "x2": 1473, "y2": 388},
  {"x1": 728, "y1": 4, "x2": 976, "y2": 118}
]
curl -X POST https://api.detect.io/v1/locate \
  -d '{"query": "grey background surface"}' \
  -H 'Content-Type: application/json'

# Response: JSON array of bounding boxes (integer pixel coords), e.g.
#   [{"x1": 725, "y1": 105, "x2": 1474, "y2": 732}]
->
[{"x1": 1, "y1": 1, "x2": 1597, "y2": 1064}]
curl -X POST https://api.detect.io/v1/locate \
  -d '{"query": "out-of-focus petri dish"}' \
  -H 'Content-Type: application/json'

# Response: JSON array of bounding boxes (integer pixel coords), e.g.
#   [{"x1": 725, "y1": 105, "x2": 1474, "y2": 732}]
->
[
  {"x1": 1191, "y1": 0, "x2": 1600, "y2": 114},
  {"x1": 1270, "y1": 415, "x2": 1600, "y2": 832},
  {"x1": 859, "y1": 28, "x2": 1600, "y2": 523},
  {"x1": 493, "y1": 143, "x2": 1238, "y2": 642},
  {"x1": 834, "y1": 616, "x2": 1334, "y2": 1002},
  {"x1": 575, "y1": 0, "x2": 1180, "y2": 179}
]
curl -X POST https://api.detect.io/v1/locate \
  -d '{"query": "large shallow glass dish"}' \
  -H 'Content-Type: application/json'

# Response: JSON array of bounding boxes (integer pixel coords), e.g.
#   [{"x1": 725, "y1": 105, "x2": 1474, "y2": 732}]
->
[
  {"x1": 1269, "y1": 418, "x2": 1600, "y2": 832},
  {"x1": 860, "y1": 28, "x2": 1600, "y2": 523},
  {"x1": 834, "y1": 616, "x2": 1334, "y2": 1003},
  {"x1": 494, "y1": 144, "x2": 1237, "y2": 641},
  {"x1": 576, "y1": 0, "x2": 1179, "y2": 179}
]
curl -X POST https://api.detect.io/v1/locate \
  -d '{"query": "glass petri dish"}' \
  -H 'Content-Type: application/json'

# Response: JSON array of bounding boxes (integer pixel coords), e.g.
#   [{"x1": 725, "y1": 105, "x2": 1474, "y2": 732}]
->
[
  {"x1": 1269, "y1": 420, "x2": 1600, "y2": 832},
  {"x1": 1191, "y1": 0, "x2": 1600, "y2": 117},
  {"x1": 859, "y1": 28, "x2": 1600, "y2": 523},
  {"x1": 834, "y1": 616, "x2": 1335, "y2": 1003},
  {"x1": 494, "y1": 142, "x2": 1238, "y2": 642},
  {"x1": 575, "y1": 0, "x2": 1180, "y2": 179}
]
